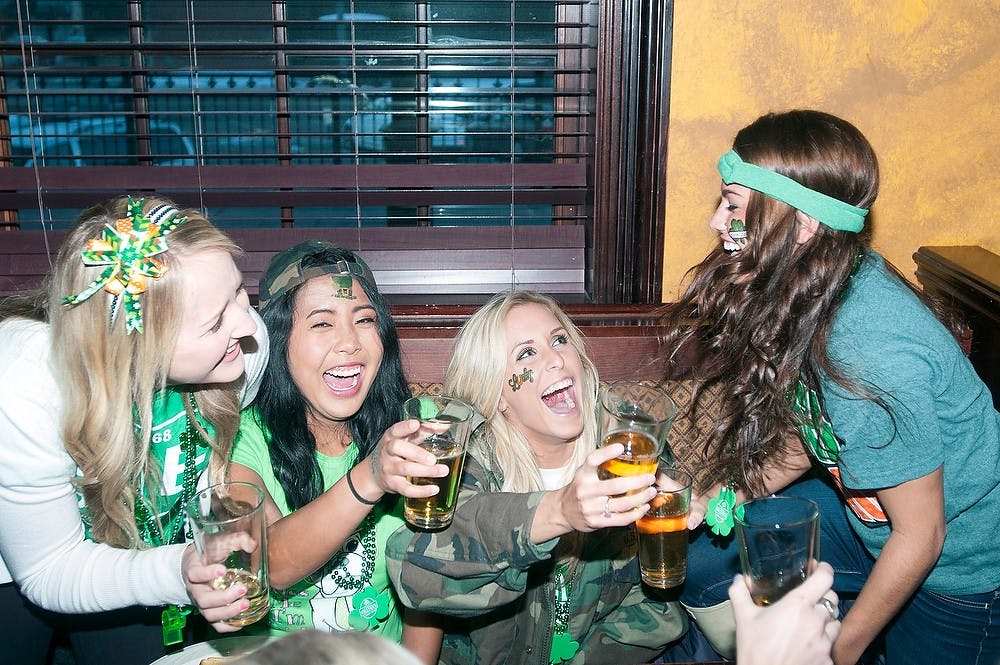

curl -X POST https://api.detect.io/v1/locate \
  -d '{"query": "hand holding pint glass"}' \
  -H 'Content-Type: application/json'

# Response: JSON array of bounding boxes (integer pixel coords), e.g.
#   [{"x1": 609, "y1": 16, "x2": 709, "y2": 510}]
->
[
  {"x1": 734, "y1": 496, "x2": 820, "y2": 606},
  {"x1": 597, "y1": 381, "x2": 677, "y2": 481},
  {"x1": 636, "y1": 466, "x2": 692, "y2": 588},
  {"x1": 186, "y1": 481, "x2": 269, "y2": 627},
  {"x1": 402, "y1": 395, "x2": 475, "y2": 530}
]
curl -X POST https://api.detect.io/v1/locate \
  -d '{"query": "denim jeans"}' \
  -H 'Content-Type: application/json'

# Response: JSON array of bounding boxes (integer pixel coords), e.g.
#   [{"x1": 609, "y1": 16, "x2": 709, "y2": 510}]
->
[
  {"x1": 886, "y1": 586, "x2": 1000, "y2": 665},
  {"x1": 680, "y1": 475, "x2": 1000, "y2": 665},
  {"x1": 681, "y1": 474, "x2": 872, "y2": 607}
]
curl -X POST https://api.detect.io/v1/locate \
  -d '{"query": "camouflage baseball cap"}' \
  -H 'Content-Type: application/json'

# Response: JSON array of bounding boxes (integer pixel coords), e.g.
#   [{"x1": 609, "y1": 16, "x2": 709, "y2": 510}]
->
[{"x1": 257, "y1": 240, "x2": 378, "y2": 312}]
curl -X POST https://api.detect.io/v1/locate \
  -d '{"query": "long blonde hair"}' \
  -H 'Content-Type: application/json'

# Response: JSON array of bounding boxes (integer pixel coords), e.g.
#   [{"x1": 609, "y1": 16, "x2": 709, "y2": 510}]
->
[
  {"x1": 49, "y1": 195, "x2": 243, "y2": 547},
  {"x1": 445, "y1": 291, "x2": 600, "y2": 492}
]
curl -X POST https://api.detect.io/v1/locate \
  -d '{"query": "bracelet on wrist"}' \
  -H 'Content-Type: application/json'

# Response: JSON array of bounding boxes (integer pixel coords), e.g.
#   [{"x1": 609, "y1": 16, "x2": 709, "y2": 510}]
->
[{"x1": 346, "y1": 466, "x2": 380, "y2": 506}]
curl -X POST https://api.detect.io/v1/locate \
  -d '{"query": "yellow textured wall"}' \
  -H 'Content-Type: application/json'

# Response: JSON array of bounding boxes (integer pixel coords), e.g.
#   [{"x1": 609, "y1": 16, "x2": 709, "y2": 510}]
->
[{"x1": 662, "y1": 0, "x2": 1000, "y2": 300}]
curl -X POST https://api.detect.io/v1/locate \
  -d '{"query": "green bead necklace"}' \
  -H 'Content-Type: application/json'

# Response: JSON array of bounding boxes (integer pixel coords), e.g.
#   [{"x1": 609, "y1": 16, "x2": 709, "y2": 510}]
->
[
  {"x1": 549, "y1": 562, "x2": 580, "y2": 664},
  {"x1": 132, "y1": 393, "x2": 204, "y2": 647}
]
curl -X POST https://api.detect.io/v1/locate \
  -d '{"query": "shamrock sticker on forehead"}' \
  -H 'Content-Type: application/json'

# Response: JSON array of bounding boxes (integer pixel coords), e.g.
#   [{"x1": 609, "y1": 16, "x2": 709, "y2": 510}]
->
[{"x1": 332, "y1": 275, "x2": 357, "y2": 300}]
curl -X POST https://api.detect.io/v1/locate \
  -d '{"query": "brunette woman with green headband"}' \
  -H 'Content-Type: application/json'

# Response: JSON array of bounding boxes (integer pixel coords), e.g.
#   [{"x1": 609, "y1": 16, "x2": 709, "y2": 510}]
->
[{"x1": 657, "y1": 110, "x2": 999, "y2": 665}]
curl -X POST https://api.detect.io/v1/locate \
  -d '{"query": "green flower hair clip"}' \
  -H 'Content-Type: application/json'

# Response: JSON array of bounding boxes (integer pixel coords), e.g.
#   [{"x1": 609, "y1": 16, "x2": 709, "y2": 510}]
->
[{"x1": 61, "y1": 197, "x2": 186, "y2": 334}]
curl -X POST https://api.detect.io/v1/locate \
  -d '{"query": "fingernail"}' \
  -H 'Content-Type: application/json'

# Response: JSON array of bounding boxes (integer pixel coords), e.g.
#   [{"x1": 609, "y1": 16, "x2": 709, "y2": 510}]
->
[
  {"x1": 235, "y1": 585, "x2": 247, "y2": 598},
  {"x1": 239, "y1": 599, "x2": 250, "y2": 610}
]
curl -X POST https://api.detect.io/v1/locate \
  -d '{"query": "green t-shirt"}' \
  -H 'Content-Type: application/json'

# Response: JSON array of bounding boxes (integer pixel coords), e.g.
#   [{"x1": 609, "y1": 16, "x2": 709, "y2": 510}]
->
[
  {"x1": 231, "y1": 409, "x2": 405, "y2": 640},
  {"x1": 79, "y1": 388, "x2": 211, "y2": 544}
]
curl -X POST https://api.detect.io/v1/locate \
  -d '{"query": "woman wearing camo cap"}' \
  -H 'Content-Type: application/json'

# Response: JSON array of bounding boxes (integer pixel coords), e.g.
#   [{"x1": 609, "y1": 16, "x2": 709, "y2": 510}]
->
[{"x1": 230, "y1": 241, "x2": 442, "y2": 664}]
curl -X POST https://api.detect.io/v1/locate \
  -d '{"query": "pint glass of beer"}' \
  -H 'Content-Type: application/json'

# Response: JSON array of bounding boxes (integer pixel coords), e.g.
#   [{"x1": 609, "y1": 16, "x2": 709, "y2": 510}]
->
[
  {"x1": 402, "y1": 395, "x2": 475, "y2": 530},
  {"x1": 636, "y1": 466, "x2": 692, "y2": 588},
  {"x1": 735, "y1": 496, "x2": 820, "y2": 606},
  {"x1": 186, "y1": 481, "x2": 269, "y2": 627},
  {"x1": 596, "y1": 381, "x2": 677, "y2": 481}
]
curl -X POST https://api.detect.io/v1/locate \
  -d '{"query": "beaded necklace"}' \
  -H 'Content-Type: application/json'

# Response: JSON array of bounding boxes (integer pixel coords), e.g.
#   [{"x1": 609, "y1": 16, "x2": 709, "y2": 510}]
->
[
  {"x1": 133, "y1": 394, "x2": 202, "y2": 546},
  {"x1": 327, "y1": 511, "x2": 377, "y2": 591},
  {"x1": 132, "y1": 392, "x2": 204, "y2": 646},
  {"x1": 341, "y1": 511, "x2": 392, "y2": 631},
  {"x1": 308, "y1": 467, "x2": 390, "y2": 632},
  {"x1": 549, "y1": 562, "x2": 580, "y2": 664}
]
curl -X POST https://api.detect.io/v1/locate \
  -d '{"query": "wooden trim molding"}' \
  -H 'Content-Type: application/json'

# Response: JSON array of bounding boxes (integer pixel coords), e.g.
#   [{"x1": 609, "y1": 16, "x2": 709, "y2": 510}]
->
[{"x1": 591, "y1": 0, "x2": 672, "y2": 303}]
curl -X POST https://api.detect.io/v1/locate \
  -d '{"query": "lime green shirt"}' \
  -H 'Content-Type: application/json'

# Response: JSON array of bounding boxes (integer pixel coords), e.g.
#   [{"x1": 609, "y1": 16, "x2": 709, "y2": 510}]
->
[{"x1": 231, "y1": 409, "x2": 405, "y2": 640}]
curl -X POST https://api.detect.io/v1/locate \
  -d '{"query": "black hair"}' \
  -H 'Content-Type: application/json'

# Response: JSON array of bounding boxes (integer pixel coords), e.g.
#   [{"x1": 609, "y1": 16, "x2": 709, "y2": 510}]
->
[{"x1": 254, "y1": 247, "x2": 409, "y2": 511}]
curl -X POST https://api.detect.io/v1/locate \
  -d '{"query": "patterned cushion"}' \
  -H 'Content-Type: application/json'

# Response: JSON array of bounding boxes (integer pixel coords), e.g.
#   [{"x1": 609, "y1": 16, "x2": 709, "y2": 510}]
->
[
  {"x1": 661, "y1": 380, "x2": 724, "y2": 489},
  {"x1": 408, "y1": 382, "x2": 444, "y2": 397}
]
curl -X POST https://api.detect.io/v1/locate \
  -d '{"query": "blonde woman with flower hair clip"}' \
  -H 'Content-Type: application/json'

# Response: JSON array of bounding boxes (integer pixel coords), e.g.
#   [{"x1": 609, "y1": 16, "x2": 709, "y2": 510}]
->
[{"x1": 0, "y1": 195, "x2": 269, "y2": 665}]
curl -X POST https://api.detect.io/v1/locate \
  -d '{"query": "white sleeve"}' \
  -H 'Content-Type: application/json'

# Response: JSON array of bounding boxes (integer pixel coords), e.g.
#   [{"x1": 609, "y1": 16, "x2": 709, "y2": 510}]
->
[
  {"x1": 238, "y1": 306, "x2": 269, "y2": 408},
  {"x1": 0, "y1": 320, "x2": 190, "y2": 612}
]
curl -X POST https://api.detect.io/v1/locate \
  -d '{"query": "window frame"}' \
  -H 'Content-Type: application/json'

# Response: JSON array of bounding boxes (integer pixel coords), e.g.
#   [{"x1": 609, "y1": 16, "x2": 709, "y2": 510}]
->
[{"x1": 0, "y1": 0, "x2": 672, "y2": 304}]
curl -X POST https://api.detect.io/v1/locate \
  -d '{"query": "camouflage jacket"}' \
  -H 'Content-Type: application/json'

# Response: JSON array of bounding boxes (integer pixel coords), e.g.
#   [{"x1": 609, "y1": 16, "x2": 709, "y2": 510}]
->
[{"x1": 386, "y1": 428, "x2": 686, "y2": 665}]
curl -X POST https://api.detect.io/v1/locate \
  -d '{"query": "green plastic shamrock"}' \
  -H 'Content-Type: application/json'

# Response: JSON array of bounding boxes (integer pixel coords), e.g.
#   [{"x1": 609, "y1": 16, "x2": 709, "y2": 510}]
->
[
  {"x1": 348, "y1": 587, "x2": 391, "y2": 631},
  {"x1": 161, "y1": 605, "x2": 190, "y2": 646},
  {"x1": 549, "y1": 631, "x2": 580, "y2": 664},
  {"x1": 705, "y1": 486, "x2": 738, "y2": 537}
]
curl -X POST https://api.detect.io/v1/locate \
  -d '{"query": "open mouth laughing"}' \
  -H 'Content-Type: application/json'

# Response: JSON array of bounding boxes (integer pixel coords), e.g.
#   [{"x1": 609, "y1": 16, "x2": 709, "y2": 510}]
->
[
  {"x1": 541, "y1": 378, "x2": 578, "y2": 414},
  {"x1": 323, "y1": 364, "x2": 362, "y2": 393}
]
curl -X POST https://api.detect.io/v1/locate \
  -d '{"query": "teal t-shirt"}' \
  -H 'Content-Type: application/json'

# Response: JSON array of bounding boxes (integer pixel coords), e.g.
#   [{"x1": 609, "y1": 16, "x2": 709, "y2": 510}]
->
[
  {"x1": 822, "y1": 253, "x2": 1000, "y2": 594},
  {"x1": 231, "y1": 409, "x2": 405, "y2": 640}
]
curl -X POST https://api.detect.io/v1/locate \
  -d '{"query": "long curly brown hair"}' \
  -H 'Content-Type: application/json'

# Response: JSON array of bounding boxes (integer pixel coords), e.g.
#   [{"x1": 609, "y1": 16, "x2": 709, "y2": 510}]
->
[
  {"x1": 663, "y1": 110, "x2": 967, "y2": 495},
  {"x1": 659, "y1": 110, "x2": 961, "y2": 496}
]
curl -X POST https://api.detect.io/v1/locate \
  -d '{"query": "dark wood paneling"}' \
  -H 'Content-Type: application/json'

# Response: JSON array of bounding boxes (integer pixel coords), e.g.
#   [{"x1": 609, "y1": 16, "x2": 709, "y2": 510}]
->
[{"x1": 914, "y1": 245, "x2": 1000, "y2": 408}]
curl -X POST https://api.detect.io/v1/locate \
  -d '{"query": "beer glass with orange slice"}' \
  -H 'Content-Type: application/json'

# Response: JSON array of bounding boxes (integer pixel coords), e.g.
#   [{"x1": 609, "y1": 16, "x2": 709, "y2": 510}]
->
[
  {"x1": 636, "y1": 467, "x2": 692, "y2": 588},
  {"x1": 596, "y1": 381, "x2": 677, "y2": 482}
]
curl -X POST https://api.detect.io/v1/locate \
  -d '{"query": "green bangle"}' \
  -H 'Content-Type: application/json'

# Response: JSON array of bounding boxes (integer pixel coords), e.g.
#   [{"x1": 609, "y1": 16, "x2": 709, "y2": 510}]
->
[{"x1": 346, "y1": 467, "x2": 380, "y2": 506}]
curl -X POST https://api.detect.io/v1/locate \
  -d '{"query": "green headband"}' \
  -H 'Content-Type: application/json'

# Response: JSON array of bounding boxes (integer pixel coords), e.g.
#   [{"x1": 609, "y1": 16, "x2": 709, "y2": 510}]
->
[{"x1": 717, "y1": 149, "x2": 868, "y2": 233}]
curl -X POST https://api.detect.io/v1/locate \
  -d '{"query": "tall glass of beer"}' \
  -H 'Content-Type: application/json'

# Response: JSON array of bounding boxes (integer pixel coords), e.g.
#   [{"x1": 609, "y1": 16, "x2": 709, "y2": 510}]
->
[
  {"x1": 636, "y1": 466, "x2": 692, "y2": 588},
  {"x1": 596, "y1": 381, "x2": 677, "y2": 482},
  {"x1": 402, "y1": 395, "x2": 475, "y2": 530},
  {"x1": 186, "y1": 481, "x2": 269, "y2": 627},
  {"x1": 735, "y1": 496, "x2": 820, "y2": 606}
]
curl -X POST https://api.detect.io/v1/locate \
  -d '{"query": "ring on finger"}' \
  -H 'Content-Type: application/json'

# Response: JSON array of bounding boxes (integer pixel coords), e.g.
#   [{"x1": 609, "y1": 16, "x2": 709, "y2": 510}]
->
[
  {"x1": 603, "y1": 496, "x2": 613, "y2": 518},
  {"x1": 819, "y1": 597, "x2": 837, "y2": 620}
]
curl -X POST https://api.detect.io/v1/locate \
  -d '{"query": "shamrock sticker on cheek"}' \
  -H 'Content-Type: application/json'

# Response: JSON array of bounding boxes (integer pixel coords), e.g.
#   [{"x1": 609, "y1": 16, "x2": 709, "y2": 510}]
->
[
  {"x1": 724, "y1": 219, "x2": 748, "y2": 254},
  {"x1": 508, "y1": 368, "x2": 534, "y2": 392}
]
